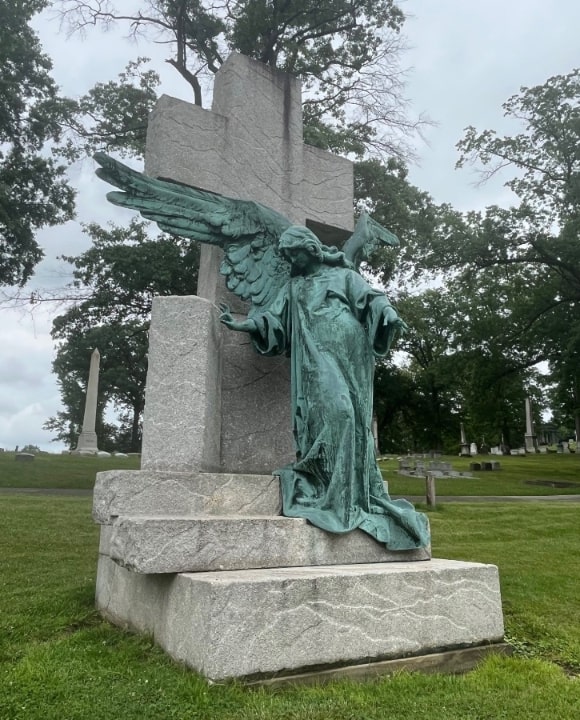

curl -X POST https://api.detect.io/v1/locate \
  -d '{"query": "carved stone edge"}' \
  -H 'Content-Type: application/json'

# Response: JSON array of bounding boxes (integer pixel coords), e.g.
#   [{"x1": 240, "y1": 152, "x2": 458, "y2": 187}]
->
[{"x1": 243, "y1": 643, "x2": 512, "y2": 687}]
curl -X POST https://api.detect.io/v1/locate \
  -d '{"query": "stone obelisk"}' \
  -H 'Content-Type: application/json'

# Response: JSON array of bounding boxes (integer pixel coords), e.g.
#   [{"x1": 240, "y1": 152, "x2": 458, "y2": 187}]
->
[
  {"x1": 74, "y1": 348, "x2": 100, "y2": 454},
  {"x1": 524, "y1": 397, "x2": 539, "y2": 453},
  {"x1": 459, "y1": 422, "x2": 471, "y2": 456}
]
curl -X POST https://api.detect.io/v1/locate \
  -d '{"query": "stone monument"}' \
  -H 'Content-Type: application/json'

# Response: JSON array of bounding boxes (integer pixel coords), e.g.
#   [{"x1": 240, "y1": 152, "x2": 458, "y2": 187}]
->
[
  {"x1": 93, "y1": 54, "x2": 504, "y2": 682},
  {"x1": 459, "y1": 422, "x2": 471, "y2": 456},
  {"x1": 73, "y1": 347, "x2": 100, "y2": 455},
  {"x1": 524, "y1": 397, "x2": 539, "y2": 453}
]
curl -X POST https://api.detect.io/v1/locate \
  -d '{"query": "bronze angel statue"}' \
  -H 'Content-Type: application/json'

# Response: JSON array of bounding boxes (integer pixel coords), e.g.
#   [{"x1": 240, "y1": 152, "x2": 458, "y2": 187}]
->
[{"x1": 94, "y1": 153, "x2": 430, "y2": 552}]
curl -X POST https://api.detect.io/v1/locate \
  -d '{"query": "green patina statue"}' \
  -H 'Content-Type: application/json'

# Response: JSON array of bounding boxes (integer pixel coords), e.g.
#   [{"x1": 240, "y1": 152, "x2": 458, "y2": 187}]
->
[{"x1": 95, "y1": 152, "x2": 430, "y2": 552}]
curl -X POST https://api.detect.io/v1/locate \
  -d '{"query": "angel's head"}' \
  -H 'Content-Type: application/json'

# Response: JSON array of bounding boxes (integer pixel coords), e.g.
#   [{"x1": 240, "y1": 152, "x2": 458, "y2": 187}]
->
[
  {"x1": 279, "y1": 226, "x2": 353, "y2": 275},
  {"x1": 279, "y1": 227, "x2": 323, "y2": 274}
]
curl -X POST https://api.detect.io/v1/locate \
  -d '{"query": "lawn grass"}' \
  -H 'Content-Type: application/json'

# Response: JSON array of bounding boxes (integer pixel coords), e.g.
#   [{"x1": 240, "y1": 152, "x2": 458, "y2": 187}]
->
[
  {"x1": 380, "y1": 453, "x2": 580, "y2": 496},
  {"x1": 1, "y1": 495, "x2": 579, "y2": 719},
  {"x1": 0, "y1": 452, "x2": 140, "y2": 489},
  {"x1": 1, "y1": 451, "x2": 580, "y2": 497}
]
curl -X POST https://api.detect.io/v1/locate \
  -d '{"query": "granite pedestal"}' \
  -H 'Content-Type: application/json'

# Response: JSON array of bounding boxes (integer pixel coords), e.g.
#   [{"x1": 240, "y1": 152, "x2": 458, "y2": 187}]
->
[{"x1": 93, "y1": 53, "x2": 505, "y2": 681}]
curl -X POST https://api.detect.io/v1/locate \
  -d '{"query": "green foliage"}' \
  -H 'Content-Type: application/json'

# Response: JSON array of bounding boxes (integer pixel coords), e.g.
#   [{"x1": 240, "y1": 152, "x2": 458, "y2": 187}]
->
[
  {"x1": 19, "y1": 444, "x2": 41, "y2": 453},
  {"x1": 0, "y1": 0, "x2": 76, "y2": 285},
  {"x1": 46, "y1": 220, "x2": 200, "y2": 451},
  {"x1": 355, "y1": 158, "x2": 466, "y2": 287},
  {"x1": 56, "y1": 0, "x2": 421, "y2": 159},
  {"x1": 456, "y1": 69, "x2": 580, "y2": 439},
  {"x1": 60, "y1": 58, "x2": 161, "y2": 161},
  {"x1": 2, "y1": 495, "x2": 580, "y2": 718}
]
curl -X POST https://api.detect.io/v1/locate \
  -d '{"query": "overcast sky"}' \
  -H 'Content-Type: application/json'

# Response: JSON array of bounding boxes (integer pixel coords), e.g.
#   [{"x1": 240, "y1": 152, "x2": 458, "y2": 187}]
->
[{"x1": 1, "y1": 1, "x2": 579, "y2": 453}]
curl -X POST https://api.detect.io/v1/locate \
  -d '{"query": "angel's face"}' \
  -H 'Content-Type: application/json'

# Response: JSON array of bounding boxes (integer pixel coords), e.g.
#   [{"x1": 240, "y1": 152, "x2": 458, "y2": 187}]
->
[{"x1": 285, "y1": 248, "x2": 319, "y2": 275}]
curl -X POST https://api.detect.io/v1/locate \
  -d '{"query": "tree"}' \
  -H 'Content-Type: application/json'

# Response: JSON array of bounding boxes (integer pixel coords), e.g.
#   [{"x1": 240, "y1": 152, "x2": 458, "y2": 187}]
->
[
  {"x1": 456, "y1": 69, "x2": 580, "y2": 440},
  {"x1": 44, "y1": 321, "x2": 147, "y2": 451},
  {"x1": 56, "y1": 0, "x2": 424, "y2": 159},
  {"x1": 0, "y1": 0, "x2": 76, "y2": 285},
  {"x1": 354, "y1": 158, "x2": 467, "y2": 289},
  {"x1": 46, "y1": 220, "x2": 200, "y2": 450},
  {"x1": 59, "y1": 58, "x2": 161, "y2": 162}
]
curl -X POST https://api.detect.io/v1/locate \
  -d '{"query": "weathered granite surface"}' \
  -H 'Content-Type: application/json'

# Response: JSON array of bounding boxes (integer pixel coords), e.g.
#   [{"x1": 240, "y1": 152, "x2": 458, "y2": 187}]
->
[
  {"x1": 145, "y1": 56, "x2": 354, "y2": 231},
  {"x1": 143, "y1": 53, "x2": 354, "y2": 474},
  {"x1": 93, "y1": 470, "x2": 282, "y2": 523},
  {"x1": 102, "y1": 514, "x2": 431, "y2": 573},
  {"x1": 96, "y1": 556, "x2": 504, "y2": 681},
  {"x1": 140, "y1": 296, "x2": 222, "y2": 473}
]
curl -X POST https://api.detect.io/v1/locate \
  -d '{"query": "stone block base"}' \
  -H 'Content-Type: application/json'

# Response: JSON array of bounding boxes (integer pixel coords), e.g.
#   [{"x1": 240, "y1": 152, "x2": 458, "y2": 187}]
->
[
  {"x1": 96, "y1": 555, "x2": 504, "y2": 682},
  {"x1": 100, "y1": 515, "x2": 430, "y2": 573}
]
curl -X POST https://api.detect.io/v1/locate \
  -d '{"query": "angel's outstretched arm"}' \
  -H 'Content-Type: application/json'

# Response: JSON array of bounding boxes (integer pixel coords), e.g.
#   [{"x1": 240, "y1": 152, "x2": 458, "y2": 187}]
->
[
  {"x1": 219, "y1": 304, "x2": 258, "y2": 334},
  {"x1": 382, "y1": 305, "x2": 409, "y2": 335}
]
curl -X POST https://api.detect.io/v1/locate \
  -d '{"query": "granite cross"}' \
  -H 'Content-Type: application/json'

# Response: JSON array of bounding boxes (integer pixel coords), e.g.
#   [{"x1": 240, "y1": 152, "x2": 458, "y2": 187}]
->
[{"x1": 141, "y1": 53, "x2": 355, "y2": 475}]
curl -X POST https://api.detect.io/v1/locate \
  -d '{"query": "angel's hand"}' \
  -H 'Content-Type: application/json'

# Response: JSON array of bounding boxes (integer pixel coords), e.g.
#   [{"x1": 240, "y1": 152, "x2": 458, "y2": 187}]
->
[
  {"x1": 219, "y1": 304, "x2": 258, "y2": 334},
  {"x1": 383, "y1": 308, "x2": 409, "y2": 335},
  {"x1": 394, "y1": 318, "x2": 409, "y2": 336}
]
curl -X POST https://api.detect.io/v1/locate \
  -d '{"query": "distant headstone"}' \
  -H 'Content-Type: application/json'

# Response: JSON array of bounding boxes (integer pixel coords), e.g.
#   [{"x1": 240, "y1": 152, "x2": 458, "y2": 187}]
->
[
  {"x1": 15, "y1": 453, "x2": 35, "y2": 462},
  {"x1": 470, "y1": 442, "x2": 478, "y2": 456}
]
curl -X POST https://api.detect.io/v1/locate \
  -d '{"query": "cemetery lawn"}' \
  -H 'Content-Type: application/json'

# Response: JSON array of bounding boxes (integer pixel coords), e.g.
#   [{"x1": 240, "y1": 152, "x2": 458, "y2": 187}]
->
[
  {"x1": 380, "y1": 453, "x2": 580, "y2": 496},
  {"x1": 1, "y1": 452, "x2": 580, "y2": 497},
  {"x1": 1, "y1": 495, "x2": 579, "y2": 720},
  {"x1": 0, "y1": 452, "x2": 139, "y2": 489}
]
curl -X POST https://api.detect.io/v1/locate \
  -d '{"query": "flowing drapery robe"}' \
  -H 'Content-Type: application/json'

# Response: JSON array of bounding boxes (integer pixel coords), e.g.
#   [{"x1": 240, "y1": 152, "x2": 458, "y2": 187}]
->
[{"x1": 250, "y1": 264, "x2": 430, "y2": 551}]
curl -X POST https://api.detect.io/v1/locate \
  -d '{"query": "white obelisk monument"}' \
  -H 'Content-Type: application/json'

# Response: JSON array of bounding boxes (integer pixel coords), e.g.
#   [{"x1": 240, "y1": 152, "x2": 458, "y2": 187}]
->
[{"x1": 74, "y1": 348, "x2": 100, "y2": 454}]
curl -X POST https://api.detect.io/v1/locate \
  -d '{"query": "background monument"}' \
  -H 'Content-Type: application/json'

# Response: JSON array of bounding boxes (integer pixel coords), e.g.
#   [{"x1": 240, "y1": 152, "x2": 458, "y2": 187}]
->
[
  {"x1": 73, "y1": 347, "x2": 100, "y2": 455},
  {"x1": 524, "y1": 397, "x2": 539, "y2": 453},
  {"x1": 93, "y1": 54, "x2": 504, "y2": 682}
]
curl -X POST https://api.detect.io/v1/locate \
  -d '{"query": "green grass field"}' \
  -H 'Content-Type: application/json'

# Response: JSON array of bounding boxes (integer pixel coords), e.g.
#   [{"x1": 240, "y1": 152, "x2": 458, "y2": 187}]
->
[
  {"x1": 0, "y1": 452, "x2": 139, "y2": 489},
  {"x1": 380, "y1": 453, "x2": 580, "y2": 496},
  {"x1": 1, "y1": 495, "x2": 579, "y2": 719},
  {"x1": 1, "y1": 451, "x2": 579, "y2": 496}
]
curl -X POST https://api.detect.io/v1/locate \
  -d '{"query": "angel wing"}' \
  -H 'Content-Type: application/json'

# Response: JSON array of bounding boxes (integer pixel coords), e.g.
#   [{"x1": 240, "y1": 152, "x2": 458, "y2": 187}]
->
[
  {"x1": 342, "y1": 210, "x2": 399, "y2": 272},
  {"x1": 93, "y1": 152, "x2": 292, "y2": 311}
]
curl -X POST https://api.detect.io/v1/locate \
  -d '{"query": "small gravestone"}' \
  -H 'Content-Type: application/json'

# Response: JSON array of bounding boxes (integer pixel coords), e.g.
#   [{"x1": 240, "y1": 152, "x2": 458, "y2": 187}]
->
[
  {"x1": 15, "y1": 453, "x2": 35, "y2": 462},
  {"x1": 469, "y1": 462, "x2": 481, "y2": 471}
]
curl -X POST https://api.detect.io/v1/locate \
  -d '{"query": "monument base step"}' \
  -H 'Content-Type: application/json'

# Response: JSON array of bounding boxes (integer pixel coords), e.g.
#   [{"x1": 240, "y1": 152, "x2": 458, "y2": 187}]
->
[
  {"x1": 96, "y1": 554, "x2": 504, "y2": 682},
  {"x1": 101, "y1": 514, "x2": 431, "y2": 573},
  {"x1": 93, "y1": 470, "x2": 282, "y2": 523},
  {"x1": 246, "y1": 643, "x2": 512, "y2": 687}
]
